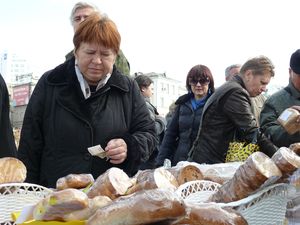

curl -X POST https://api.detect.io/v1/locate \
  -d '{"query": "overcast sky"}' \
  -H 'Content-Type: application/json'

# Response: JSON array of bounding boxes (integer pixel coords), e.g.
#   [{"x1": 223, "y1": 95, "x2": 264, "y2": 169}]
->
[{"x1": 1, "y1": 0, "x2": 300, "y2": 87}]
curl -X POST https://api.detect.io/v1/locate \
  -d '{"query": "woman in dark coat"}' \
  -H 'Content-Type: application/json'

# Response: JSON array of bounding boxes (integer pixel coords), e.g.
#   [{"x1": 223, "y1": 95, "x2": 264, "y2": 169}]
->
[
  {"x1": 156, "y1": 65, "x2": 215, "y2": 166},
  {"x1": 17, "y1": 13, "x2": 157, "y2": 188},
  {"x1": 0, "y1": 73, "x2": 17, "y2": 157},
  {"x1": 189, "y1": 56, "x2": 277, "y2": 164}
]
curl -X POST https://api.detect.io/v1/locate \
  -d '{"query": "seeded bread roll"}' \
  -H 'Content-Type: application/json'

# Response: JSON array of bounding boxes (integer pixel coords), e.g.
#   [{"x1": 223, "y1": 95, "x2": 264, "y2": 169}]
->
[
  {"x1": 209, "y1": 152, "x2": 282, "y2": 203},
  {"x1": 0, "y1": 157, "x2": 26, "y2": 184},
  {"x1": 87, "y1": 188, "x2": 186, "y2": 225},
  {"x1": 56, "y1": 173, "x2": 94, "y2": 190},
  {"x1": 167, "y1": 165, "x2": 203, "y2": 185}
]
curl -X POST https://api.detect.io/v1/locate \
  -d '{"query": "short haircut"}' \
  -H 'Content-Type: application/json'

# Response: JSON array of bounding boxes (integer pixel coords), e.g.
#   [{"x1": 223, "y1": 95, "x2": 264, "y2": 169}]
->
[
  {"x1": 134, "y1": 75, "x2": 153, "y2": 90},
  {"x1": 70, "y1": 2, "x2": 99, "y2": 25},
  {"x1": 73, "y1": 13, "x2": 120, "y2": 55},
  {"x1": 225, "y1": 64, "x2": 241, "y2": 78},
  {"x1": 240, "y1": 56, "x2": 275, "y2": 77},
  {"x1": 186, "y1": 64, "x2": 215, "y2": 93}
]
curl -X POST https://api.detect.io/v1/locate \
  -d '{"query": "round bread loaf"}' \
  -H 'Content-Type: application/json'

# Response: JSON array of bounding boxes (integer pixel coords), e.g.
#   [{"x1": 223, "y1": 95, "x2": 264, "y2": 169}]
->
[{"x1": 0, "y1": 157, "x2": 26, "y2": 184}]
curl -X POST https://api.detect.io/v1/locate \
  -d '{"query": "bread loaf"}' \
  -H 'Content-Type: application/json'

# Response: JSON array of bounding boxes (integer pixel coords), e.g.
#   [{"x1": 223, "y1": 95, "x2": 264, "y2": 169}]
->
[
  {"x1": 172, "y1": 203, "x2": 248, "y2": 225},
  {"x1": 63, "y1": 195, "x2": 112, "y2": 221},
  {"x1": 278, "y1": 108, "x2": 300, "y2": 134},
  {"x1": 290, "y1": 143, "x2": 300, "y2": 156},
  {"x1": 126, "y1": 167, "x2": 178, "y2": 194},
  {"x1": 272, "y1": 147, "x2": 300, "y2": 175},
  {"x1": 56, "y1": 173, "x2": 94, "y2": 190},
  {"x1": 209, "y1": 152, "x2": 282, "y2": 203},
  {"x1": 167, "y1": 165, "x2": 203, "y2": 185},
  {"x1": 87, "y1": 188, "x2": 186, "y2": 225},
  {"x1": 87, "y1": 167, "x2": 134, "y2": 199},
  {"x1": 33, "y1": 188, "x2": 89, "y2": 221},
  {"x1": 0, "y1": 157, "x2": 26, "y2": 184}
]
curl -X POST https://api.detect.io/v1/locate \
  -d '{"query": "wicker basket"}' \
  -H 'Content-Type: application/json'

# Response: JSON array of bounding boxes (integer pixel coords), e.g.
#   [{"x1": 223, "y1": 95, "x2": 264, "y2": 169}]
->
[
  {"x1": 176, "y1": 180, "x2": 221, "y2": 203},
  {"x1": 177, "y1": 180, "x2": 296, "y2": 225},
  {"x1": 222, "y1": 183, "x2": 296, "y2": 225},
  {"x1": 0, "y1": 183, "x2": 53, "y2": 224}
]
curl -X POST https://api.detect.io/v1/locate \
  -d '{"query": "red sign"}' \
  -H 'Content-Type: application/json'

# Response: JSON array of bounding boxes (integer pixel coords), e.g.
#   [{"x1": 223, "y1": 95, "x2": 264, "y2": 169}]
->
[{"x1": 12, "y1": 84, "x2": 30, "y2": 106}]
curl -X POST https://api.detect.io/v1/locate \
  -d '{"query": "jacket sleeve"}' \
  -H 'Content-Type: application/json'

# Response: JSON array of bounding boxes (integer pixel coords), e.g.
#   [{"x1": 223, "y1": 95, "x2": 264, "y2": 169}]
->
[
  {"x1": 224, "y1": 90, "x2": 277, "y2": 157},
  {"x1": 260, "y1": 98, "x2": 296, "y2": 148},
  {"x1": 122, "y1": 81, "x2": 158, "y2": 175},
  {"x1": 146, "y1": 101, "x2": 166, "y2": 136},
  {"x1": 156, "y1": 105, "x2": 180, "y2": 167},
  {"x1": 17, "y1": 76, "x2": 46, "y2": 184},
  {"x1": 0, "y1": 76, "x2": 17, "y2": 157}
]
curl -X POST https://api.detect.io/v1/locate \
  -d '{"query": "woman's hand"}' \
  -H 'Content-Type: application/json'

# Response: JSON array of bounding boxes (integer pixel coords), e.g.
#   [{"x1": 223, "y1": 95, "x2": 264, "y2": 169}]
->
[{"x1": 105, "y1": 138, "x2": 127, "y2": 164}]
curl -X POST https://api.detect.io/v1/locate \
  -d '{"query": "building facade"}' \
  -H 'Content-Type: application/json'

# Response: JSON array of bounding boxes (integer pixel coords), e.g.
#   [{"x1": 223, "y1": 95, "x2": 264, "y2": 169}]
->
[
  {"x1": 133, "y1": 72, "x2": 186, "y2": 116},
  {"x1": 0, "y1": 50, "x2": 32, "y2": 84}
]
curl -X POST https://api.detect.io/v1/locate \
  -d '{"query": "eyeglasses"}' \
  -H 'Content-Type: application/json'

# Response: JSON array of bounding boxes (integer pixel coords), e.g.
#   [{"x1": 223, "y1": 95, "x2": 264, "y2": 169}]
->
[{"x1": 189, "y1": 78, "x2": 210, "y2": 86}]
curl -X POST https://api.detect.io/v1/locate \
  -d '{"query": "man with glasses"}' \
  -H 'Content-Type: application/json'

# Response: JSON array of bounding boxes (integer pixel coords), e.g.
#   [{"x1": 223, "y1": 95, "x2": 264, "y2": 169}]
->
[
  {"x1": 260, "y1": 49, "x2": 300, "y2": 148},
  {"x1": 65, "y1": 2, "x2": 131, "y2": 76}
]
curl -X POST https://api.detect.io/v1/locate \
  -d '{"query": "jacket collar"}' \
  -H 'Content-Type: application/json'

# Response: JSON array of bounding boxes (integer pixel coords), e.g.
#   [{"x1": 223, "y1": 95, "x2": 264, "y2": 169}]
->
[
  {"x1": 45, "y1": 58, "x2": 130, "y2": 93},
  {"x1": 231, "y1": 75, "x2": 246, "y2": 89},
  {"x1": 43, "y1": 59, "x2": 130, "y2": 123},
  {"x1": 288, "y1": 80, "x2": 300, "y2": 99},
  {"x1": 175, "y1": 92, "x2": 194, "y2": 105}
]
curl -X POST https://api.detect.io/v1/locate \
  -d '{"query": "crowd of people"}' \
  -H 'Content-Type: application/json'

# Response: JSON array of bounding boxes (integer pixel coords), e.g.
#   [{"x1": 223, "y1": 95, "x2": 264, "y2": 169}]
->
[{"x1": 0, "y1": 2, "x2": 299, "y2": 188}]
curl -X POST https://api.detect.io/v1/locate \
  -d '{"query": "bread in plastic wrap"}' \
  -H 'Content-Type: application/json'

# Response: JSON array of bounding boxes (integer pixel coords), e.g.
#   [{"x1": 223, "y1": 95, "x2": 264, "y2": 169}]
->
[
  {"x1": 126, "y1": 167, "x2": 178, "y2": 195},
  {"x1": 0, "y1": 157, "x2": 26, "y2": 184},
  {"x1": 277, "y1": 108, "x2": 300, "y2": 134},
  {"x1": 209, "y1": 152, "x2": 282, "y2": 203},
  {"x1": 56, "y1": 173, "x2": 94, "y2": 190},
  {"x1": 87, "y1": 188, "x2": 186, "y2": 225},
  {"x1": 33, "y1": 188, "x2": 89, "y2": 221},
  {"x1": 197, "y1": 162, "x2": 242, "y2": 185},
  {"x1": 272, "y1": 147, "x2": 300, "y2": 176},
  {"x1": 63, "y1": 195, "x2": 112, "y2": 221},
  {"x1": 172, "y1": 203, "x2": 248, "y2": 225},
  {"x1": 87, "y1": 167, "x2": 134, "y2": 199},
  {"x1": 290, "y1": 143, "x2": 300, "y2": 156}
]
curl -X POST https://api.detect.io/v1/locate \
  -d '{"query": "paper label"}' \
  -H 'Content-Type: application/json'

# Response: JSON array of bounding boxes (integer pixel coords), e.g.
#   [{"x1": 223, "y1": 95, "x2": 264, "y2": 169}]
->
[{"x1": 279, "y1": 110, "x2": 293, "y2": 121}]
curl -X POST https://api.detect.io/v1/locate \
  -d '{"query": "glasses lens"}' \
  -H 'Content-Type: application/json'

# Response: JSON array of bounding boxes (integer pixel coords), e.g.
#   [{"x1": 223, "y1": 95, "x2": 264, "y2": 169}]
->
[{"x1": 190, "y1": 78, "x2": 209, "y2": 86}]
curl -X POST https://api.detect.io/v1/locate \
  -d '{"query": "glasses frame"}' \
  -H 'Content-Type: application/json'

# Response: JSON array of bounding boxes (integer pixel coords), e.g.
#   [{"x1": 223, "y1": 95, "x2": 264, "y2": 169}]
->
[{"x1": 189, "y1": 78, "x2": 210, "y2": 86}]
